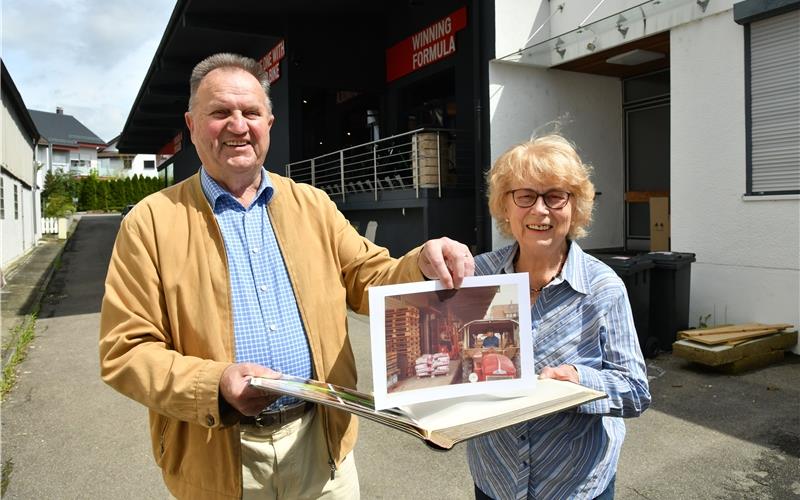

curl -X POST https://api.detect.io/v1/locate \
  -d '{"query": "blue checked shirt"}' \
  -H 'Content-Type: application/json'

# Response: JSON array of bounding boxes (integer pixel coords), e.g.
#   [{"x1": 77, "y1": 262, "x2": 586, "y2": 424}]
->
[
  {"x1": 467, "y1": 241, "x2": 650, "y2": 500},
  {"x1": 200, "y1": 168, "x2": 311, "y2": 406}
]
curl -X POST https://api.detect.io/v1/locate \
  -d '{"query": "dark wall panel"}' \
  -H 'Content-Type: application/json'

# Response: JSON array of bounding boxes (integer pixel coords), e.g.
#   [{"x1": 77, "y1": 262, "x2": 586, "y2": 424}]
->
[{"x1": 343, "y1": 207, "x2": 425, "y2": 256}]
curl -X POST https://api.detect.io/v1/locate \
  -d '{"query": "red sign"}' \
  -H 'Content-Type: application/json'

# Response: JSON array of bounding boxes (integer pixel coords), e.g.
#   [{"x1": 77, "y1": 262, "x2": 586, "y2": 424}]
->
[
  {"x1": 156, "y1": 132, "x2": 182, "y2": 168},
  {"x1": 385, "y1": 7, "x2": 467, "y2": 82},
  {"x1": 259, "y1": 39, "x2": 286, "y2": 84}
]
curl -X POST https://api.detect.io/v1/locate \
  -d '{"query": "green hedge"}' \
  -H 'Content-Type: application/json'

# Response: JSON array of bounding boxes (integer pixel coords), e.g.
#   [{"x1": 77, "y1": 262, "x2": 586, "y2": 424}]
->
[{"x1": 43, "y1": 171, "x2": 164, "y2": 216}]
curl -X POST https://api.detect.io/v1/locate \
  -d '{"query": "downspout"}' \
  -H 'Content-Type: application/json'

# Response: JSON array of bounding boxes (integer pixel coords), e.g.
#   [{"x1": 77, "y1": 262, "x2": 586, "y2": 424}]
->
[{"x1": 473, "y1": 0, "x2": 495, "y2": 253}]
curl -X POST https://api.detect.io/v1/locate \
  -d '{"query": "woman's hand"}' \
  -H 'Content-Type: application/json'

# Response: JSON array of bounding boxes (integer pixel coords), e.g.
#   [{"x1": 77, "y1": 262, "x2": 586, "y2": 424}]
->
[
  {"x1": 417, "y1": 237, "x2": 475, "y2": 289},
  {"x1": 539, "y1": 364, "x2": 580, "y2": 384}
]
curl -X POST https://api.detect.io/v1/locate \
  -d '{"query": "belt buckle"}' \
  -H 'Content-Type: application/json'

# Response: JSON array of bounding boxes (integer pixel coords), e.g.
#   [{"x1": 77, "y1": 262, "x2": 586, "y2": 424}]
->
[{"x1": 253, "y1": 408, "x2": 280, "y2": 428}]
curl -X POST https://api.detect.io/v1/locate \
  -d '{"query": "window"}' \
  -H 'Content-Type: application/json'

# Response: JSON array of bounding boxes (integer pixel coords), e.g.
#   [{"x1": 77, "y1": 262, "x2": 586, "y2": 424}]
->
[
  {"x1": 0, "y1": 177, "x2": 4, "y2": 219},
  {"x1": 14, "y1": 184, "x2": 19, "y2": 219},
  {"x1": 143, "y1": 160, "x2": 155, "y2": 169},
  {"x1": 737, "y1": 3, "x2": 800, "y2": 195},
  {"x1": 123, "y1": 156, "x2": 134, "y2": 169}
]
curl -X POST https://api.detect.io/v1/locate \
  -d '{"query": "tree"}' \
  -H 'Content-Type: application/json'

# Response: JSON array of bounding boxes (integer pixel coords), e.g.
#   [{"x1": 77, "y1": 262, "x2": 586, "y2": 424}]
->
[
  {"x1": 97, "y1": 181, "x2": 109, "y2": 211},
  {"x1": 42, "y1": 170, "x2": 77, "y2": 217},
  {"x1": 78, "y1": 173, "x2": 99, "y2": 211}
]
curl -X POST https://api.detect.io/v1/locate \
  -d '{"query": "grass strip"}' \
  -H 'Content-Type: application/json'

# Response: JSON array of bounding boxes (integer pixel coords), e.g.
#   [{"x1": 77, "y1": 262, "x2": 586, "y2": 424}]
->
[{"x1": 0, "y1": 314, "x2": 37, "y2": 400}]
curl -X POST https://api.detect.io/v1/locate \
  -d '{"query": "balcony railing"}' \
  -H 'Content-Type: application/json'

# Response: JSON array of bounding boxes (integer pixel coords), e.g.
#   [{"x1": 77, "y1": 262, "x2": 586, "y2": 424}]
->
[{"x1": 285, "y1": 128, "x2": 459, "y2": 201}]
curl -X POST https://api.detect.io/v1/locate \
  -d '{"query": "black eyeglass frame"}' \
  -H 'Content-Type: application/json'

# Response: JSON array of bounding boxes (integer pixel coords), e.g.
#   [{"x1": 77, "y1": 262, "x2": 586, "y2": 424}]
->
[{"x1": 507, "y1": 189, "x2": 572, "y2": 209}]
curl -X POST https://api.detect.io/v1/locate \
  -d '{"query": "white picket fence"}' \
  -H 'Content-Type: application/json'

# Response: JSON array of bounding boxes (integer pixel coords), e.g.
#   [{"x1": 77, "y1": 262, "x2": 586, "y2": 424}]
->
[{"x1": 41, "y1": 217, "x2": 59, "y2": 234}]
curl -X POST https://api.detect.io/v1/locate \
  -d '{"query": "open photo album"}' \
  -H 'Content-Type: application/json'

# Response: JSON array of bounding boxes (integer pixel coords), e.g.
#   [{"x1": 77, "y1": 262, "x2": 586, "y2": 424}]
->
[{"x1": 249, "y1": 274, "x2": 606, "y2": 449}]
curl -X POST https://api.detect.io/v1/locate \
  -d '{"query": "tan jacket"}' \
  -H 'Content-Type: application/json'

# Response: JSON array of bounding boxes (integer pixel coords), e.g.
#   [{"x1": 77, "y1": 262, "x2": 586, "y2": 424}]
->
[{"x1": 99, "y1": 172, "x2": 423, "y2": 499}]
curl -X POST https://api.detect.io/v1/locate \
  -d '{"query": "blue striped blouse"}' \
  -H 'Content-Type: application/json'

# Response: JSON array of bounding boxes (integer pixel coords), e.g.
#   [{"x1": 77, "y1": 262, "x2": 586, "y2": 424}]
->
[{"x1": 467, "y1": 241, "x2": 650, "y2": 500}]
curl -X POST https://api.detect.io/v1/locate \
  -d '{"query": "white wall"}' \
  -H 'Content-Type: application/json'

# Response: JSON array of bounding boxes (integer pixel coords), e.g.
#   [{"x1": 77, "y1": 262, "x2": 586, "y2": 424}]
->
[
  {"x1": 131, "y1": 154, "x2": 158, "y2": 178},
  {"x1": 488, "y1": 61, "x2": 624, "y2": 250},
  {"x1": 1, "y1": 175, "x2": 36, "y2": 267},
  {"x1": 494, "y1": 0, "x2": 548, "y2": 58},
  {"x1": 671, "y1": 10, "x2": 800, "y2": 351},
  {"x1": 2, "y1": 95, "x2": 36, "y2": 185},
  {"x1": 1, "y1": 91, "x2": 40, "y2": 268}
]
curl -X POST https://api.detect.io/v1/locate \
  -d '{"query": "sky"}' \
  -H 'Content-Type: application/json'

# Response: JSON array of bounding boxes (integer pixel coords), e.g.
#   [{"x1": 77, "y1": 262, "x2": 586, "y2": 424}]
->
[{"x1": 2, "y1": 0, "x2": 177, "y2": 143}]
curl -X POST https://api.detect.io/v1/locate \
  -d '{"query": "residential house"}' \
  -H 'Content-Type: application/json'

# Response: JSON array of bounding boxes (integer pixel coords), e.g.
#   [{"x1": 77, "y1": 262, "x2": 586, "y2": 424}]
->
[
  {"x1": 1, "y1": 60, "x2": 41, "y2": 268},
  {"x1": 98, "y1": 135, "x2": 158, "y2": 179},
  {"x1": 30, "y1": 107, "x2": 106, "y2": 178}
]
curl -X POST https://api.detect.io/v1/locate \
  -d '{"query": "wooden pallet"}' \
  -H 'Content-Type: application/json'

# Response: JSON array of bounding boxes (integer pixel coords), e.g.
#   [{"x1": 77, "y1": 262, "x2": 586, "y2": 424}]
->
[
  {"x1": 677, "y1": 323, "x2": 793, "y2": 346},
  {"x1": 673, "y1": 330, "x2": 797, "y2": 373}
]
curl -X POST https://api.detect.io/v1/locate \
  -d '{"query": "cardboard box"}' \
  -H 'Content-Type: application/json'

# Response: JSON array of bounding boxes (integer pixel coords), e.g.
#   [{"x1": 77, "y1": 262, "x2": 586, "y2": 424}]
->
[{"x1": 649, "y1": 196, "x2": 670, "y2": 252}]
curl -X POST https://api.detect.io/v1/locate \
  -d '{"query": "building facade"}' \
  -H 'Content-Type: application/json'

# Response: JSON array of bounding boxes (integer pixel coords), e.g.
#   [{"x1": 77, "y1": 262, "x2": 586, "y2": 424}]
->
[
  {"x1": 98, "y1": 136, "x2": 158, "y2": 179},
  {"x1": 490, "y1": 0, "x2": 799, "y2": 351},
  {"x1": 1, "y1": 61, "x2": 41, "y2": 268},
  {"x1": 119, "y1": 0, "x2": 799, "y2": 351}
]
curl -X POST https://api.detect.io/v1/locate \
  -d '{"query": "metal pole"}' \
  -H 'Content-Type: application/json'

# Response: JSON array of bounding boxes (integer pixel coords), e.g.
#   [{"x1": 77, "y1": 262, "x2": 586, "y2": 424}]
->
[
  {"x1": 436, "y1": 132, "x2": 442, "y2": 198},
  {"x1": 340, "y1": 150, "x2": 346, "y2": 202},
  {"x1": 311, "y1": 159, "x2": 315, "y2": 187},
  {"x1": 414, "y1": 133, "x2": 419, "y2": 199},
  {"x1": 373, "y1": 144, "x2": 378, "y2": 201}
]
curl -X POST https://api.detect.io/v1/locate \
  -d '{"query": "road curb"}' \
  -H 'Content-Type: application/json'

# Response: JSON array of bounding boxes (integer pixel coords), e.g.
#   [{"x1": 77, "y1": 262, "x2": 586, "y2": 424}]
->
[{"x1": 0, "y1": 227, "x2": 74, "y2": 367}]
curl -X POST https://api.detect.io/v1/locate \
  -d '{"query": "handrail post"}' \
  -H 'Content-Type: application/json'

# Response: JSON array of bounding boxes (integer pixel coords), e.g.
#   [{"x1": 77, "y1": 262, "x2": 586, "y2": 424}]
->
[
  {"x1": 436, "y1": 132, "x2": 442, "y2": 198},
  {"x1": 373, "y1": 144, "x2": 378, "y2": 201},
  {"x1": 340, "y1": 150, "x2": 346, "y2": 202},
  {"x1": 286, "y1": 163, "x2": 291, "y2": 179},
  {"x1": 414, "y1": 132, "x2": 419, "y2": 199},
  {"x1": 311, "y1": 158, "x2": 315, "y2": 187}
]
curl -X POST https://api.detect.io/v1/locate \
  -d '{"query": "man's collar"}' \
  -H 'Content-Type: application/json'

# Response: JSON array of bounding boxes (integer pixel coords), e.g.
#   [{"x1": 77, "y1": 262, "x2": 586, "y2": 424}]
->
[{"x1": 199, "y1": 167, "x2": 275, "y2": 209}]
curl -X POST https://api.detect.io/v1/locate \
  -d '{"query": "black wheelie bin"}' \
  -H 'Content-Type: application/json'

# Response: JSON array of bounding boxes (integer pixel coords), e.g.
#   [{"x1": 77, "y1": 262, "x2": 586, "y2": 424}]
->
[
  {"x1": 591, "y1": 253, "x2": 658, "y2": 358},
  {"x1": 644, "y1": 251, "x2": 696, "y2": 352}
]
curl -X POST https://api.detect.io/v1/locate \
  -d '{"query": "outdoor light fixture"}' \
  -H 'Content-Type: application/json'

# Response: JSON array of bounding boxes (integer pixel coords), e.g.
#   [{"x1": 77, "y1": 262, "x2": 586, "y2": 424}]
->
[
  {"x1": 606, "y1": 49, "x2": 665, "y2": 66},
  {"x1": 555, "y1": 38, "x2": 566, "y2": 58},
  {"x1": 617, "y1": 14, "x2": 629, "y2": 37}
]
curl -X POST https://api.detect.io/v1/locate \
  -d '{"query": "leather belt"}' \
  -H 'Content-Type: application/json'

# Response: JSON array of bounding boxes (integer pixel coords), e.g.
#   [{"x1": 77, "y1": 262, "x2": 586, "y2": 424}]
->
[{"x1": 240, "y1": 401, "x2": 312, "y2": 428}]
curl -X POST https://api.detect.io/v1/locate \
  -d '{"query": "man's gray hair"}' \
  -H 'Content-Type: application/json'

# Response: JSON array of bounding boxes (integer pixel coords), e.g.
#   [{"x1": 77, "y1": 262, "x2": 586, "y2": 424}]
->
[{"x1": 187, "y1": 53, "x2": 271, "y2": 111}]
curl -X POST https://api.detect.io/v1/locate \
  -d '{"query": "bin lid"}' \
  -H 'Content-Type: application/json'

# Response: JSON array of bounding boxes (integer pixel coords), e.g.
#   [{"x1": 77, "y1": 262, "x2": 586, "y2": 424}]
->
[
  {"x1": 645, "y1": 251, "x2": 696, "y2": 266},
  {"x1": 593, "y1": 254, "x2": 655, "y2": 274}
]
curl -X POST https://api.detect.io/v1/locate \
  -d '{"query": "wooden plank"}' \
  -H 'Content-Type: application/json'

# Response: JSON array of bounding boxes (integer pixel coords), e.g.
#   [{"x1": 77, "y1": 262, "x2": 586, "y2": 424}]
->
[
  {"x1": 678, "y1": 323, "x2": 792, "y2": 339},
  {"x1": 688, "y1": 328, "x2": 781, "y2": 345},
  {"x1": 715, "y1": 350, "x2": 785, "y2": 374},
  {"x1": 625, "y1": 191, "x2": 669, "y2": 203},
  {"x1": 672, "y1": 330, "x2": 797, "y2": 366}
]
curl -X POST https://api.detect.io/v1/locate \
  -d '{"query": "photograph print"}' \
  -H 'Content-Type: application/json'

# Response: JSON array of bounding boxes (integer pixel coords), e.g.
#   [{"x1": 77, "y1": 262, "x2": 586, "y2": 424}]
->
[{"x1": 369, "y1": 273, "x2": 534, "y2": 410}]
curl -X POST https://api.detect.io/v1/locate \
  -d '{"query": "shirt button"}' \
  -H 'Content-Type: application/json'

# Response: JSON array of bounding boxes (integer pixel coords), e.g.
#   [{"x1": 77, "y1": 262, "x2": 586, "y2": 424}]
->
[
  {"x1": 206, "y1": 415, "x2": 215, "y2": 427},
  {"x1": 251, "y1": 247, "x2": 259, "y2": 253},
  {"x1": 270, "y1": 325, "x2": 277, "y2": 331},
  {"x1": 260, "y1": 285, "x2": 267, "y2": 291},
  {"x1": 519, "y1": 435, "x2": 526, "y2": 441}
]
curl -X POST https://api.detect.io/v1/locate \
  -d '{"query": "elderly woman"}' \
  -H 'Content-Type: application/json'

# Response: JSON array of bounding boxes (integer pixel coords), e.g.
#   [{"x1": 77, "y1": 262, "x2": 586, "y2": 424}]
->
[{"x1": 467, "y1": 135, "x2": 651, "y2": 500}]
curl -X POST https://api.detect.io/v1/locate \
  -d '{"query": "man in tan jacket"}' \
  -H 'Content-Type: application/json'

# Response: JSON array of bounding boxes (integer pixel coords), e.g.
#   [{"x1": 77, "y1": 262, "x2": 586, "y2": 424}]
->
[{"x1": 99, "y1": 53, "x2": 473, "y2": 500}]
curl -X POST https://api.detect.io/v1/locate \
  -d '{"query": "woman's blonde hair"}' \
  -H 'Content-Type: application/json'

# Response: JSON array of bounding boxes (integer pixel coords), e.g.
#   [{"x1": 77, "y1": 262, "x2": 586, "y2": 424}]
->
[{"x1": 487, "y1": 135, "x2": 595, "y2": 239}]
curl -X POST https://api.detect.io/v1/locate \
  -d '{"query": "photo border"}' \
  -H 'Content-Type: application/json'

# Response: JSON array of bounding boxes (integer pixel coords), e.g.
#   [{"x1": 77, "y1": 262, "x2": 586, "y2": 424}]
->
[{"x1": 368, "y1": 273, "x2": 534, "y2": 410}]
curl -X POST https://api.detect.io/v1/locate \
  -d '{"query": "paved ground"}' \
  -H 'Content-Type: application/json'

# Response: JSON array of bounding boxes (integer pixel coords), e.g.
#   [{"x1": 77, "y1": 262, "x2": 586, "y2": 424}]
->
[
  {"x1": 2, "y1": 214, "x2": 798, "y2": 499},
  {"x1": 1, "y1": 238, "x2": 65, "y2": 365}
]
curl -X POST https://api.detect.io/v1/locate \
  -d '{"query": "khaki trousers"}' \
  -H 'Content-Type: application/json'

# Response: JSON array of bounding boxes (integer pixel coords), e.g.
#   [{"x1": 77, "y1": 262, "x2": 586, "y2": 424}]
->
[{"x1": 240, "y1": 407, "x2": 360, "y2": 500}]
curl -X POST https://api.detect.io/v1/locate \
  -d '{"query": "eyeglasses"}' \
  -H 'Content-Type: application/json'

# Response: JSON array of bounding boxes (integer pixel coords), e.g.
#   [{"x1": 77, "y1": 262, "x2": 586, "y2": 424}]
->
[{"x1": 508, "y1": 189, "x2": 571, "y2": 209}]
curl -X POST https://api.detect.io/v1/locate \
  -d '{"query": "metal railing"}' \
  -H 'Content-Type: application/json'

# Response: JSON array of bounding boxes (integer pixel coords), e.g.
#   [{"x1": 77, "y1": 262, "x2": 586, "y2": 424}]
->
[{"x1": 285, "y1": 128, "x2": 458, "y2": 201}]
